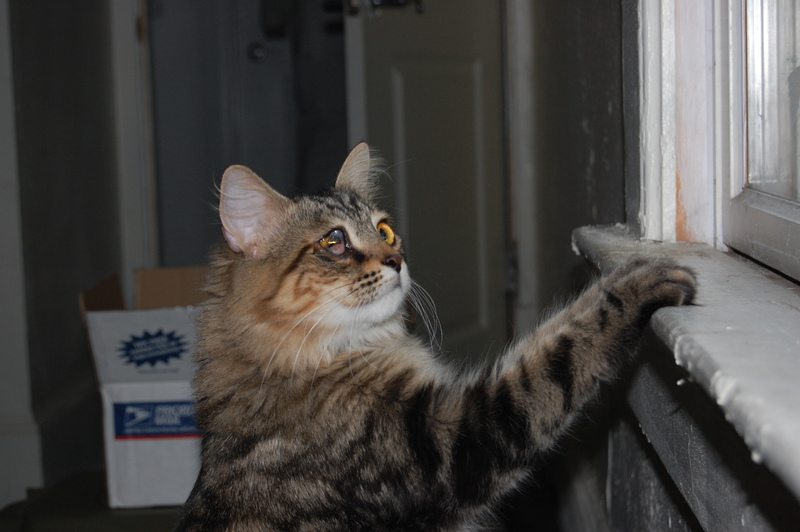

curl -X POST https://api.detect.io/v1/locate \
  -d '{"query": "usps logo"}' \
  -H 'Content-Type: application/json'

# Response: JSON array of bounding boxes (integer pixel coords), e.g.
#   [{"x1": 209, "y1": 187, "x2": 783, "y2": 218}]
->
[
  {"x1": 124, "y1": 405, "x2": 153, "y2": 427},
  {"x1": 119, "y1": 329, "x2": 187, "y2": 367},
  {"x1": 113, "y1": 401, "x2": 199, "y2": 439}
]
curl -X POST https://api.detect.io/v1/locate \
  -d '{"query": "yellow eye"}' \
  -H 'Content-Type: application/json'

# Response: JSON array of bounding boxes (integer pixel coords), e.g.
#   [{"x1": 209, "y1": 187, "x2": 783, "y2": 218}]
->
[{"x1": 378, "y1": 222, "x2": 395, "y2": 245}]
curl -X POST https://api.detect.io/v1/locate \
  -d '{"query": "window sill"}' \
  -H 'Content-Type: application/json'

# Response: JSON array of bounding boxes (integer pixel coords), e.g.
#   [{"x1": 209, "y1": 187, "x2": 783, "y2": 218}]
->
[{"x1": 572, "y1": 224, "x2": 800, "y2": 502}]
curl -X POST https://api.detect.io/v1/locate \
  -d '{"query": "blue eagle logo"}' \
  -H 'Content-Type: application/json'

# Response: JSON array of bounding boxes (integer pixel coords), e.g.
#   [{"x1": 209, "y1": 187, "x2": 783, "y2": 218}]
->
[{"x1": 119, "y1": 329, "x2": 187, "y2": 367}]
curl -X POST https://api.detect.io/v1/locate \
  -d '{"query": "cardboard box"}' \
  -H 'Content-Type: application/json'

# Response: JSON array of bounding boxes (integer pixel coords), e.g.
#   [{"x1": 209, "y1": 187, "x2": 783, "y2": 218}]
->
[{"x1": 80, "y1": 267, "x2": 207, "y2": 508}]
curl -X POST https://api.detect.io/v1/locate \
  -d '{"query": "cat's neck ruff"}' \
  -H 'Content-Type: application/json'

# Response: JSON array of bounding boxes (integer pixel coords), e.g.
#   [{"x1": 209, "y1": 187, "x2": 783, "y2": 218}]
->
[{"x1": 247, "y1": 309, "x2": 411, "y2": 375}]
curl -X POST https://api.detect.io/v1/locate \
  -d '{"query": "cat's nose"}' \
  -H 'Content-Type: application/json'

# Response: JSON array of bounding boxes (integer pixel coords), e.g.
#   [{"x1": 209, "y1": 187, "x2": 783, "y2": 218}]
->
[{"x1": 382, "y1": 254, "x2": 403, "y2": 273}]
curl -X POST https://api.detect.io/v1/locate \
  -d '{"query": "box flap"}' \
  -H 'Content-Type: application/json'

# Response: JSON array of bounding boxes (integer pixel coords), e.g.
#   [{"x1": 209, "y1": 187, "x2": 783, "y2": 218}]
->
[
  {"x1": 135, "y1": 267, "x2": 208, "y2": 309},
  {"x1": 79, "y1": 273, "x2": 125, "y2": 316}
]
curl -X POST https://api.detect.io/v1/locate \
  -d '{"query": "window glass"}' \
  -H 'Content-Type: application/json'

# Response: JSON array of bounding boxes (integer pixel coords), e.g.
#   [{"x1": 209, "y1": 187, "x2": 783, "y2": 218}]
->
[{"x1": 747, "y1": 0, "x2": 800, "y2": 202}]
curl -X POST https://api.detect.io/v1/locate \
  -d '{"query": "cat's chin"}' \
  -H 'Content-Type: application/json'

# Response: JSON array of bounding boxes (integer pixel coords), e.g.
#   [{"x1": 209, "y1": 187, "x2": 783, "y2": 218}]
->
[
  {"x1": 334, "y1": 270, "x2": 410, "y2": 329},
  {"x1": 359, "y1": 283, "x2": 408, "y2": 325}
]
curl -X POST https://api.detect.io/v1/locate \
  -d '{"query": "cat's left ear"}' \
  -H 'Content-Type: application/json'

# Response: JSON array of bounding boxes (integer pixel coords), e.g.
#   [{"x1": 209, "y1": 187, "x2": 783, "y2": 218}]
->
[
  {"x1": 219, "y1": 165, "x2": 290, "y2": 259},
  {"x1": 334, "y1": 142, "x2": 378, "y2": 201}
]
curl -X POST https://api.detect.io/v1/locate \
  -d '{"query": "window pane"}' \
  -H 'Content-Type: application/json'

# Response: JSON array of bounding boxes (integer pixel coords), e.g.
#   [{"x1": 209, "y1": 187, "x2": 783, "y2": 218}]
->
[{"x1": 747, "y1": 0, "x2": 800, "y2": 202}]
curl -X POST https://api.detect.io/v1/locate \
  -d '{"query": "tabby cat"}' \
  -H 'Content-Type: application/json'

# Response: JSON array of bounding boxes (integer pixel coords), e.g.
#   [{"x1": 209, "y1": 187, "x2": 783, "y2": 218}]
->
[{"x1": 176, "y1": 143, "x2": 696, "y2": 531}]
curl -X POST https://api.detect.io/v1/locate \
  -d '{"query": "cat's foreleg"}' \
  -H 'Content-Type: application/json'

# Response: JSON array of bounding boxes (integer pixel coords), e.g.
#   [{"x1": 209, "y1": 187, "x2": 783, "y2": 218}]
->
[
  {"x1": 402, "y1": 257, "x2": 696, "y2": 516},
  {"x1": 497, "y1": 256, "x2": 697, "y2": 453}
]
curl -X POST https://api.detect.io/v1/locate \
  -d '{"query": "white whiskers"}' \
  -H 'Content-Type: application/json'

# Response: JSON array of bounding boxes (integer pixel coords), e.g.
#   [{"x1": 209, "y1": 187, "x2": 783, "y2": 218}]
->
[{"x1": 407, "y1": 280, "x2": 443, "y2": 352}]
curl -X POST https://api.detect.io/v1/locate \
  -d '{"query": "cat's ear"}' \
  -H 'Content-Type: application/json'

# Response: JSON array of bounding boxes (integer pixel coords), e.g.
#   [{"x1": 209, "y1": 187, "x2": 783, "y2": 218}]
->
[
  {"x1": 334, "y1": 142, "x2": 378, "y2": 201},
  {"x1": 219, "y1": 165, "x2": 290, "y2": 259}
]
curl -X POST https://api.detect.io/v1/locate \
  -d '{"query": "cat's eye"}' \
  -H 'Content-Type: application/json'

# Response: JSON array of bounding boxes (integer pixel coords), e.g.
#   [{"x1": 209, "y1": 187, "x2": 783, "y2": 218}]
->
[
  {"x1": 319, "y1": 228, "x2": 348, "y2": 256},
  {"x1": 378, "y1": 222, "x2": 395, "y2": 245}
]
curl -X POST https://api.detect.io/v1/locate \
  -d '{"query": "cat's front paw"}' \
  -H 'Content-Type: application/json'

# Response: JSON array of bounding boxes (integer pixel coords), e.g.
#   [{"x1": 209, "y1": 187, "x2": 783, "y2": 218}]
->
[{"x1": 603, "y1": 256, "x2": 697, "y2": 318}]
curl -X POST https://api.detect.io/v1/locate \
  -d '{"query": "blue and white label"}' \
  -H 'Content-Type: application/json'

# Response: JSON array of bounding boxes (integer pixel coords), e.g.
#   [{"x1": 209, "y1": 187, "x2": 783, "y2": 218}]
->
[
  {"x1": 118, "y1": 329, "x2": 187, "y2": 367},
  {"x1": 113, "y1": 401, "x2": 199, "y2": 439}
]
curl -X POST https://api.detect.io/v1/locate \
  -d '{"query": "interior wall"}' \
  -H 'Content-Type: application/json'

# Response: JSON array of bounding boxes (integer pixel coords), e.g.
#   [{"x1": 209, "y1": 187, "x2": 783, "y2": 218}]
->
[
  {"x1": 0, "y1": 0, "x2": 42, "y2": 507},
  {"x1": 527, "y1": 1, "x2": 627, "y2": 310},
  {"x1": 9, "y1": 0, "x2": 118, "y2": 486}
]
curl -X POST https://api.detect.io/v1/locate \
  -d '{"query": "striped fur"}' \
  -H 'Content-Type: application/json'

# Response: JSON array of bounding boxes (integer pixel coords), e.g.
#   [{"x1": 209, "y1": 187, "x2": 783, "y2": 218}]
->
[{"x1": 176, "y1": 143, "x2": 697, "y2": 531}]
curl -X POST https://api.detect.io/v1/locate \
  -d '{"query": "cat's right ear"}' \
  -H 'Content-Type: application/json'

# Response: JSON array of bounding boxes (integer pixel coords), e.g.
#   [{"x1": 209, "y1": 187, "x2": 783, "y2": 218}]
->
[
  {"x1": 219, "y1": 165, "x2": 290, "y2": 259},
  {"x1": 334, "y1": 142, "x2": 379, "y2": 201}
]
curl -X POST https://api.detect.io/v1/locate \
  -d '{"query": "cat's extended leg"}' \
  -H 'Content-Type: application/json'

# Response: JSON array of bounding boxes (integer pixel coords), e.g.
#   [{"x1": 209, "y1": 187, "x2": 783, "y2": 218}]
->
[
  {"x1": 416, "y1": 256, "x2": 696, "y2": 512},
  {"x1": 501, "y1": 256, "x2": 696, "y2": 448}
]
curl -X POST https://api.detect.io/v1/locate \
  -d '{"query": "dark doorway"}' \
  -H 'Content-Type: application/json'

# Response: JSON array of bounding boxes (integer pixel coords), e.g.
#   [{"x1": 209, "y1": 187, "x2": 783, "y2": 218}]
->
[{"x1": 148, "y1": 0, "x2": 348, "y2": 266}]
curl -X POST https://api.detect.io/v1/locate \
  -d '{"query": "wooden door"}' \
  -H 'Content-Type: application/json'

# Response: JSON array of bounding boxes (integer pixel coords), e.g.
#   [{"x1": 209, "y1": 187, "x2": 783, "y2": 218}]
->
[{"x1": 345, "y1": 1, "x2": 508, "y2": 363}]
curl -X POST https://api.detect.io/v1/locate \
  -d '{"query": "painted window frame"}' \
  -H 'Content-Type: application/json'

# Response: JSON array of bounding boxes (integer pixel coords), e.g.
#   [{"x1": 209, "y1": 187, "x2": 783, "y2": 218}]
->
[
  {"x1": 638, "y1": 0, "x2": 800, "y2": 283},
  {"x1": 723, "y1": 0, "x2": 800, "y2": 280}
]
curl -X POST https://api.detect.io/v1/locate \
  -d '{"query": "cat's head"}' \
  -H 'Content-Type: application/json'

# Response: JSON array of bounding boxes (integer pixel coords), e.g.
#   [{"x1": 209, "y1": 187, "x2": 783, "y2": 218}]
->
[{"x1": 216, "y1": 143, "x2": 410, "y2": 344}]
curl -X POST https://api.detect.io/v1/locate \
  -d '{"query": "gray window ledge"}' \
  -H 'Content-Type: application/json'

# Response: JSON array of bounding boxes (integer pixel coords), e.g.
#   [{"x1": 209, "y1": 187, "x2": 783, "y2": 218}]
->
[{"x1": 572, "y1": 224, "x2": 800, "y2": 503}]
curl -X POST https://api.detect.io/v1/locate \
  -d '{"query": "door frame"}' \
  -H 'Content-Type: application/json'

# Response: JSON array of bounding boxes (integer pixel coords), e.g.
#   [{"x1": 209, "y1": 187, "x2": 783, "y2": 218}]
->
[
  {"x1": 504, "y1": 2, "x2": 540, "y2": 330},
  {"x1": 344, "y1": 7, "x2": 368, "y2": 146},
  {"x1": 110, "y1": 0, "x2": 159, "y2": 304}
]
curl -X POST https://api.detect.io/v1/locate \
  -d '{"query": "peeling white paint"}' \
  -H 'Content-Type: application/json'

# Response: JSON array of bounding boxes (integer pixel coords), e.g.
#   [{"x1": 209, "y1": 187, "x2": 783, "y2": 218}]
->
[{"x1": 710, "y1": 370, "x2": 737, "y2": 408}]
